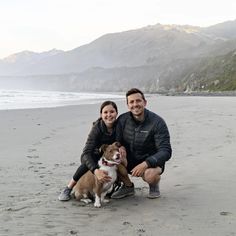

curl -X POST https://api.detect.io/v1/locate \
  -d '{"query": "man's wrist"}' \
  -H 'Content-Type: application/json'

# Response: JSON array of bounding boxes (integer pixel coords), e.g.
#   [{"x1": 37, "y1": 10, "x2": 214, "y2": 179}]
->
[{"x1": 144, "y1": 161, "x2": 150, "y2": 168}]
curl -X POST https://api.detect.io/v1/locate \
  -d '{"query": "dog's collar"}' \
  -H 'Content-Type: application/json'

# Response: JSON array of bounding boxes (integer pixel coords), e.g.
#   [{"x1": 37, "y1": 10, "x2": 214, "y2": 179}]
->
[{"x1": 102, "y1": 157, "x2": 119, "y2": 167}]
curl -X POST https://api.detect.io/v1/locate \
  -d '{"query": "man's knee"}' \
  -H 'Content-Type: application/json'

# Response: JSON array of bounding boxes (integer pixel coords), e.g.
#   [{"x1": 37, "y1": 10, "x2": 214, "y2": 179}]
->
[{"x1": 143, "y1": 167, "x2": 162, "y2": 184}]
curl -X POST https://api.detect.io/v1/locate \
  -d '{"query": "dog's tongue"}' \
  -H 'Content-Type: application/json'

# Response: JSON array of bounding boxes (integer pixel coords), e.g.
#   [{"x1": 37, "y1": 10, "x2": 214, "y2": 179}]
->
[{"x1": 115, "y1": 159, "x2": 121, "y2": 164}]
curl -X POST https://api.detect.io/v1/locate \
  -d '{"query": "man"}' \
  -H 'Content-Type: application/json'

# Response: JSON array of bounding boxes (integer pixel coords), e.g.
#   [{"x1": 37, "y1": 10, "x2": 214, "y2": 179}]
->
[{"x1": 111, "y1": 88, "x2": 172, "y2": 199}]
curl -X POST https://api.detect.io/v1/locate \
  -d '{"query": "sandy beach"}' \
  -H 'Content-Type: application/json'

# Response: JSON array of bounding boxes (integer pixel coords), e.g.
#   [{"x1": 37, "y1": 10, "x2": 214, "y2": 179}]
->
[{"x1": 0, "y1": 96, "x2": 236, "y2": 236}]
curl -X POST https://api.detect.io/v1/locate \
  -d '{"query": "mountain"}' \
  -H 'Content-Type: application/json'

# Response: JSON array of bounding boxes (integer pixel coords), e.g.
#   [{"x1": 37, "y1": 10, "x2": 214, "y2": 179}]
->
[
  {"x1": 0, "y1": 20, "x2": 236, "y2": 92},
  {"x1": 179, "y1": 50, "x2": 236, "y2": 92},
  {"x1": 203, "y1": 20, "x2": 236, "y2": 39},
  {"x1": 0, "y1": 49, "x2": 64, "y2": 75},
  {"x1": 1, "y1": 22, "x2": 235, "y2": 76},
  {"x1": 3, "y1": 48, "x2": 63, "y2": 63}
]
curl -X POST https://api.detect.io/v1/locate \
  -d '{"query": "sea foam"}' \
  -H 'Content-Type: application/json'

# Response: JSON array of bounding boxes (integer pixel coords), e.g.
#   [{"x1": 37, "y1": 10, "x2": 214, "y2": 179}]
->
[{"x1": 0, "y1": 89, "x2": 123, "y2": 110}]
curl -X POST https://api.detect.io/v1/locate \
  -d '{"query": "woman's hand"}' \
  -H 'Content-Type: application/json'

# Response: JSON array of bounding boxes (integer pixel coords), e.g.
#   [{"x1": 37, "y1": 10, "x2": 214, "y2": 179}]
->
[{"x1": 94, "y1": 169, "x2": 112, "y2": 183}]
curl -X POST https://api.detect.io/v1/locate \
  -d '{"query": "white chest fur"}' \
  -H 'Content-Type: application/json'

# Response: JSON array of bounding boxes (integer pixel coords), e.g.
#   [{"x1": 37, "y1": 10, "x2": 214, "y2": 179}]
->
[{"x1": 99, "y1": 161, "x2": 117, "y2": 191}]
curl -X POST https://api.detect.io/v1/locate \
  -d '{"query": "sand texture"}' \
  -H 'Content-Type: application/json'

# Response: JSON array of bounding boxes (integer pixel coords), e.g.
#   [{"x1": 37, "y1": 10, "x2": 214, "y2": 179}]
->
[{"x1": 0, "y1": 96, "x2": 236, "y2": 236}]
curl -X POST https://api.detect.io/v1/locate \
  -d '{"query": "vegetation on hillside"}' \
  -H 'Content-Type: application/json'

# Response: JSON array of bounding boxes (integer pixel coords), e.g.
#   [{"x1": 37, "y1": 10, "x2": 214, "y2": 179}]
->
[{"x1": 181, "y1": 50, "x2": 236, "y2": 92}]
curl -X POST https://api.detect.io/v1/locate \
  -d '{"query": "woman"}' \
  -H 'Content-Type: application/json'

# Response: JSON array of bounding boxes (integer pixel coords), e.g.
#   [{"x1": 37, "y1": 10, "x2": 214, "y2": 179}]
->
[{"x1": 58, "y1": 101, "x2": 119, "y2": 201}]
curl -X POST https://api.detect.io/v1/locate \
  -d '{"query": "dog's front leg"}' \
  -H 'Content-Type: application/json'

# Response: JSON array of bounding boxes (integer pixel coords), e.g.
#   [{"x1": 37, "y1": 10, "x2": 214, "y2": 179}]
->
[
  {"x1": 94, "y1": 194, "x2": 102, "y2": 208},
  {"x1": 101, "y1": 192, "x2": 110, "y2": 203}
]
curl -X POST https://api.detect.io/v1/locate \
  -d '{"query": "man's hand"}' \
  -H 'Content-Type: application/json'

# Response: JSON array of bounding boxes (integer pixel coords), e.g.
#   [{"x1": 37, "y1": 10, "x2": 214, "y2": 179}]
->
[
  {"x1": 119, "y1": 146, "x2": 127, "y2": 166},
  {"x1": 119, "y1": 146, "x2": 126, "y2": 158},
  {"x1": 94, "y1": 169, "x2": 112, "y2": 183},
  {"x1": 131, "y1": 161, "x2": 148, "y2": 177}
]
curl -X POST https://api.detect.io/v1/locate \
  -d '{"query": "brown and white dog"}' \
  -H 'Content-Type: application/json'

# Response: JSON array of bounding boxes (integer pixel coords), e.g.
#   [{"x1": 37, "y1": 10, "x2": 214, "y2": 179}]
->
[{"x1": 73, "y1": 142, "x2": 121, "y2": 207}]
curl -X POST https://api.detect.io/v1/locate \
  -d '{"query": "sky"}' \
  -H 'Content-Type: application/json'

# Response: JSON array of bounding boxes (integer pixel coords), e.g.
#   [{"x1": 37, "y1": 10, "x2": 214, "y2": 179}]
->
[{"x1": 0, "y1": 0, "x2": 236, "y2": 59}]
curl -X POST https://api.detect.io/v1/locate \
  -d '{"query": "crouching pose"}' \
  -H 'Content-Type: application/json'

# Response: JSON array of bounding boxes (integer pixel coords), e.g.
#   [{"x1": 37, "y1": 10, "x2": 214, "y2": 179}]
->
[
  {"x1": 58, "y1": 101, "x2": 133, "y2": 201},
  {"x1": 110, "y1": 88, "x2": 172, "y2": 199}
]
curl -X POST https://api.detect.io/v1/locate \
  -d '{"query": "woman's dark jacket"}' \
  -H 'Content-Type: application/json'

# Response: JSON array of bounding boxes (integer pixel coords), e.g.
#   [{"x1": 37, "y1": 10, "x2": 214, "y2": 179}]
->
[
  {"x1": 116, "y1": 109, "x2": 172, "y2": 169},
  {"x1": 81, "y1": 118, "x2": 116, "y2": 173}
]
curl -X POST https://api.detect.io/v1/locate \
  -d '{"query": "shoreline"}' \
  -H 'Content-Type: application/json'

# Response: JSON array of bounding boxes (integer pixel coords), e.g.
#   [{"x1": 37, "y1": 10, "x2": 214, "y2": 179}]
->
[
  {"x1": 1, "y1": 96, "x2": 236, "y2": 235},
  {"x1": 158, "y1": 90, "x2": 236, "y2": 97},
  {"x1": 1, "y1": 88, "x2": 236, "y2": 111},
  {"x1": 0, "y1": 89, "x2": 125, "y2": 111}
]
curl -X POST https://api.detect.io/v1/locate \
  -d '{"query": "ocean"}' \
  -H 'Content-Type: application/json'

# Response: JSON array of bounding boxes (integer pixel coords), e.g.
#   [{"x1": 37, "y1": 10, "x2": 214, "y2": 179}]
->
[{"x1": 0, "y1": 89, "x2": 124, "y2": 110}]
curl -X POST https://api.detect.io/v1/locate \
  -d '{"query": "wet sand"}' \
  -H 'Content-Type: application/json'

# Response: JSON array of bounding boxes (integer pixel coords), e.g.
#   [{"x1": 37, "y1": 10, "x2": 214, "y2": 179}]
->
[{"x1": 0, "y1": 96, "x2": 236, "y2": 236}]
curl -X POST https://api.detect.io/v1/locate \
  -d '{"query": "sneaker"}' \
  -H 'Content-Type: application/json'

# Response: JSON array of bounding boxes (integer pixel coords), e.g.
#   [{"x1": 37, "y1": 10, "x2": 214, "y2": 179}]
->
[
  {"x1": 58, "y1": 187, "x2": 72, "y2": 201},
  {"x1": 147, "y1": 183, "x2": 160, "y2": 199},
  {"x1": 106, "y1": 181, "x2": 121, "y2": 198},
  {"x1": 111, "y1": 183, "x2": 135, "y2": 199}
]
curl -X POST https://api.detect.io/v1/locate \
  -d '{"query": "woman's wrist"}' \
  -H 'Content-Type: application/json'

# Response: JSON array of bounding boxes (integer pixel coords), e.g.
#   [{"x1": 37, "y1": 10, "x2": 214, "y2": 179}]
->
[{"x1": 93, "y1": 167, "x2": 99, "y2": 175}]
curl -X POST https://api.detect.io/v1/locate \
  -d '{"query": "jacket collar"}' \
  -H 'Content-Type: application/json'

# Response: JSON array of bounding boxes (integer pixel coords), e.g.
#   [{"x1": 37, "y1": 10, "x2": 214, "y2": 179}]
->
[
  {"x1": 129, "y1": 108, "x2": 148, "y2": 124},
  {"x1": 100, "y1": 119, "x2": 116, "y2": 135}
]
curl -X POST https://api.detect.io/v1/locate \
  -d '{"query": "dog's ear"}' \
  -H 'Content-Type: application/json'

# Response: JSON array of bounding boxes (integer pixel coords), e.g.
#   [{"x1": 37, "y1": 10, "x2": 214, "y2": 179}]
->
[
  {"x1": 99, "y1": 144, "x2": 109, "y2": 153},
  {"x1": 113, "y1": 142, "x2": 121, "y2": 148}
]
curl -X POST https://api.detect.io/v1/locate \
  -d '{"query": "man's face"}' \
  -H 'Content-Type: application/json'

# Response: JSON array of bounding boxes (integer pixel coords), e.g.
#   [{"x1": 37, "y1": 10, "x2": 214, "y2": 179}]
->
[{"x1": 127, "y1": 93, "x2": 146, "y2": 117}]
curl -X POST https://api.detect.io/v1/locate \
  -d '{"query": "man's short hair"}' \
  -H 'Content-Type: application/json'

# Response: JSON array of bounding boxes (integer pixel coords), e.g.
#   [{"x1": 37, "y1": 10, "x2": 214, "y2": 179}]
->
[{"x1": 126, "y1": 88, "x2": 146, "y2": 103}]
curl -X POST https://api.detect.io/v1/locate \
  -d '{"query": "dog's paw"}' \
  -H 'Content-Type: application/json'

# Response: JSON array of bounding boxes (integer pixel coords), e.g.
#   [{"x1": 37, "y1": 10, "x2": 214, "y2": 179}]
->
[
  {"x1": 102, "y1": 199, "x2": 110, "y2": 203},
  {"x1": 94, "y1": 202, "x2": 101, "y2": 208},
  {"x1": 81, "y1": 198, "x2": 92, "y2": 204}
]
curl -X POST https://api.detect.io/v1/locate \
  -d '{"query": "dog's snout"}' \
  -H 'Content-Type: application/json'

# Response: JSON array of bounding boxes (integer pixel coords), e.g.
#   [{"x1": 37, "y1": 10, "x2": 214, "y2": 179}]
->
[{"x1": 115, "y1": 152, "x2": 121, "y2": 160}]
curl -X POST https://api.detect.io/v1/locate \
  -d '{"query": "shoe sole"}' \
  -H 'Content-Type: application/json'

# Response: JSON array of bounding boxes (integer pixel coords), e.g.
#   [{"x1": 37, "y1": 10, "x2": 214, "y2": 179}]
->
[
  {"x1": 58, "y1": 196, "x2": 71, "y2": 201},
  {"x1": 147, "y1": 194, "x2": 161, "y2": 199},
  {"x1": 111, "y1": 191, "x2": 135, "y2": 199}
]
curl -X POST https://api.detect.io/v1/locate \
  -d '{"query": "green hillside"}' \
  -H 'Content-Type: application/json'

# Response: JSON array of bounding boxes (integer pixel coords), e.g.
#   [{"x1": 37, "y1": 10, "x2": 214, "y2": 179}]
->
[{"x1": 182, "y1": 50, "x2": 236, "y2": 92}]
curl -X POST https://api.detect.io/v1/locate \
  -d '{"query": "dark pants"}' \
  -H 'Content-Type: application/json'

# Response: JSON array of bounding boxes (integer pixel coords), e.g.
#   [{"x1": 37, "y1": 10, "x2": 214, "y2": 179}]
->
[
  {"x1": 73, "y1": 153, "x2": 101, "y2": 182},
  {"x1": 72, "y1": 163, "x2": 89, "y2": 182}
]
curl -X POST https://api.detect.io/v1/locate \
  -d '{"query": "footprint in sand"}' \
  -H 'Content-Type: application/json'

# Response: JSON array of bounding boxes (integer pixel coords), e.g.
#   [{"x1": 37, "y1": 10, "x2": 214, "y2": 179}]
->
[
  {"x1": 220, "y1": 211, "x2": 232, "y2": 216},
  {"x1": 42, "y1": 136, "x2": 51, "y2": 140},
  {"x1": 27, "y1": 155, "x2": 39, "y2": 159},
  {"x1": 123, "y1": 221, "x2": 132, "y2": 226},
  {"x1": 38, "y1": 166, "x2": 46, "y2": 169},
  {"x1": 32, "y1": 141, "x2": 42, "y2": 146},
  {"x1": 174, "y1": 184, "x2": 182, "y2": 187},
  {"x1": 137, "y1": 228, "x2": 146, "y2": 234},
  {"x1": 27, "y1": 148, "x2": 39, "y2": 159},
  {"x1": 28, "y1": 148, "x2": 37, "y2": 153},
  {"x1": 28, "y1": 161, "x2": 42, "y2": 165},
  {"x1": 69, "y1": 230, "x2": 78, "y2": 235},
  {"x1": 69, "y1": 162, "x2": 76, "y2": 166}
]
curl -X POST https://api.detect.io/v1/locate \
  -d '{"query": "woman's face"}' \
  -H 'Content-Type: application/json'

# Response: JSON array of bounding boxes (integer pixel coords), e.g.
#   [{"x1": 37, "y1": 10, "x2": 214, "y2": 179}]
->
[{"x1": 101, "y1": 104, "x2": 118, "y2": 128}]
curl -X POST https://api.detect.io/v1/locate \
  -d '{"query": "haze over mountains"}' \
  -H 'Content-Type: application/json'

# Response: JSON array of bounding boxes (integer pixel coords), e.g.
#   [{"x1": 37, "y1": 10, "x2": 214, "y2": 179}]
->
[{"x1": 0, "y1": 20, "x2": 236, "y2": 92}]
